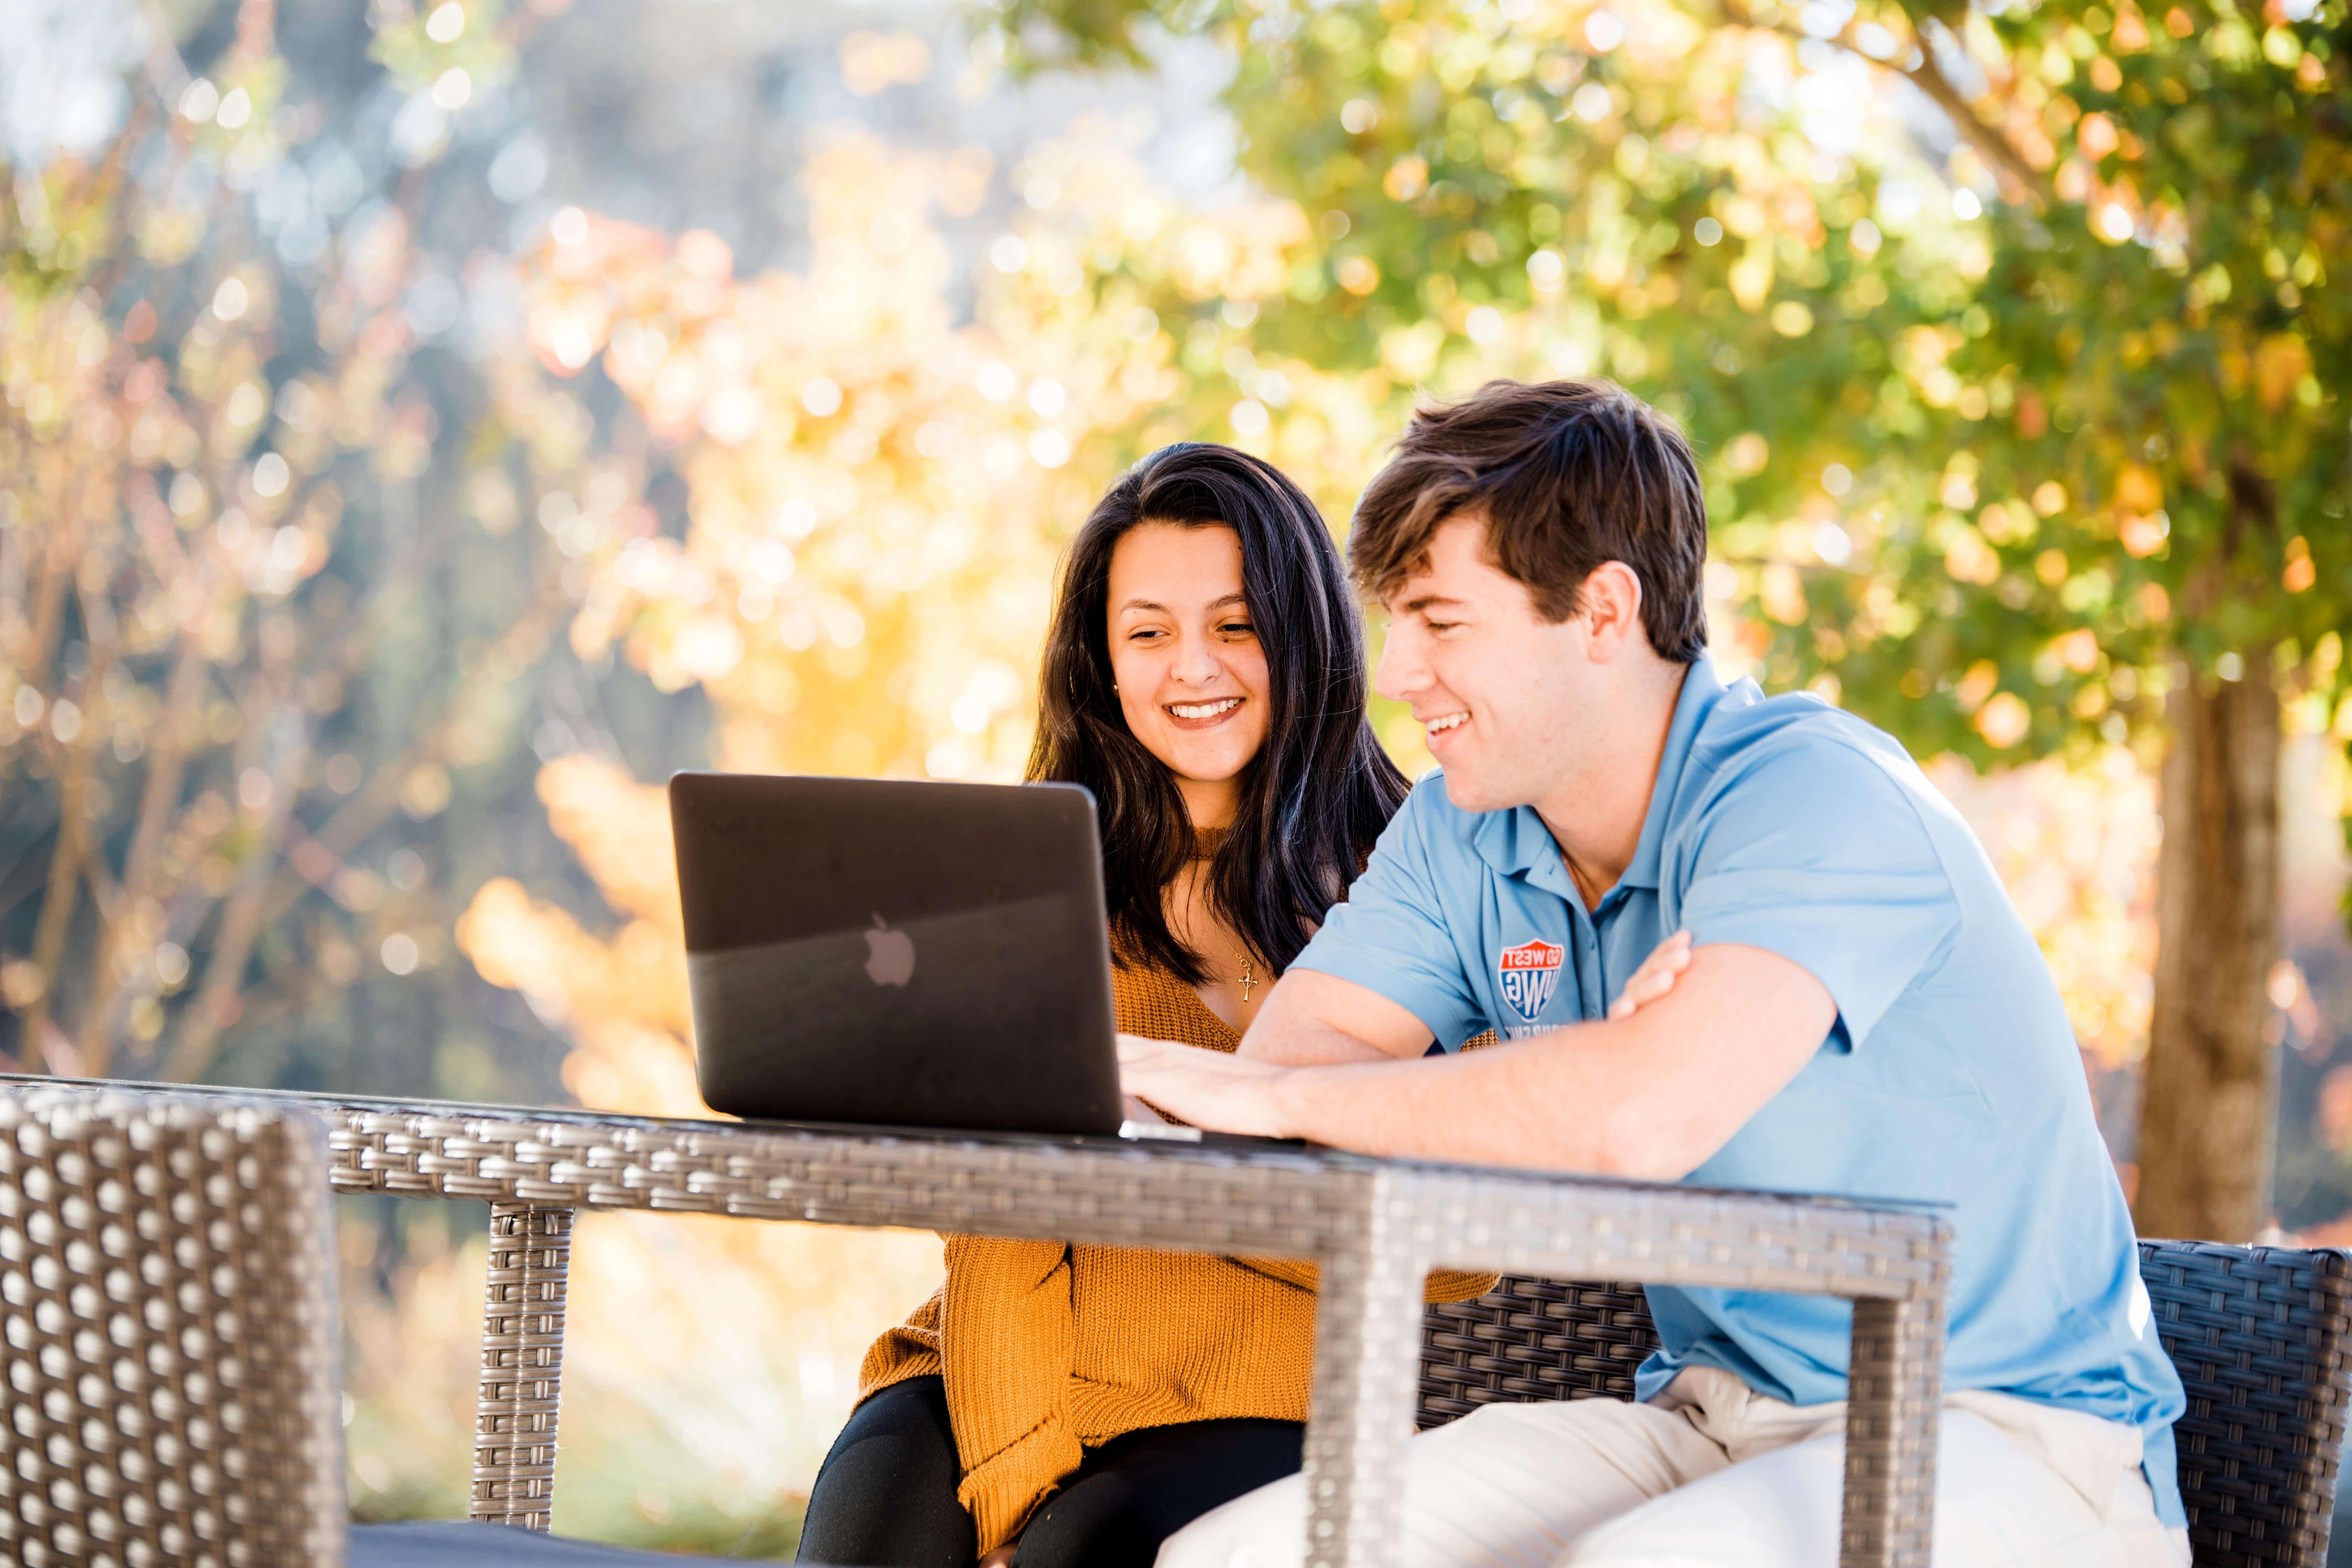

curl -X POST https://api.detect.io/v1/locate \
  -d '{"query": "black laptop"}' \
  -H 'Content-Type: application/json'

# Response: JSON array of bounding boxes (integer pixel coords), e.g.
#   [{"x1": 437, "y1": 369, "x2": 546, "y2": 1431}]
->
[{"x1": 671, "y1": 770, "x2": 1222, "y2": 1141}]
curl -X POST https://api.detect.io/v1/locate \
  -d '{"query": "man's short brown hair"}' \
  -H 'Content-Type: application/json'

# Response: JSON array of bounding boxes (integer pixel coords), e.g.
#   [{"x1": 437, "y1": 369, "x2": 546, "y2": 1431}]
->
[{"x1": 1350, "y1": 379, "x2": 1709, "y2": 663}]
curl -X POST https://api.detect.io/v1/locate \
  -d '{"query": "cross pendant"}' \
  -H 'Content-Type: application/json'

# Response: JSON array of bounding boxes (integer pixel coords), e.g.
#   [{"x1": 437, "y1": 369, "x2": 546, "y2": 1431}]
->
[{"x1": 1238, "y1": 960, "x2": 1256, "y2": 1002}]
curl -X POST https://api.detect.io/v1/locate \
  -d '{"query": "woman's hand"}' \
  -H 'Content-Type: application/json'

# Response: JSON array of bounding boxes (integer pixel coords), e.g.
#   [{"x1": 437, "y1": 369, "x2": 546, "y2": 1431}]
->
[
  {"x1": 980, "y1": 1548, "x2": 1018, "y2": 1568},
  {"x1": 1117, "y1": 1034, "x2": 1290, "y2": 1137},
  {"x1": 1119, "y1": 1091, "x2": 1174, "y2": 1126},
  {"x1": 1608, "y1": 929, "x2": 1693, "y2": 1021}
]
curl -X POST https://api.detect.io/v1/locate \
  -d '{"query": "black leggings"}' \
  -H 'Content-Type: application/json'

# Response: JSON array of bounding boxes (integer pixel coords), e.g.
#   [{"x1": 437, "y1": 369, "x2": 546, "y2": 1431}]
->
[{"x1": 797, "y1": 1376, "x2": 1303, "y2": 1568}]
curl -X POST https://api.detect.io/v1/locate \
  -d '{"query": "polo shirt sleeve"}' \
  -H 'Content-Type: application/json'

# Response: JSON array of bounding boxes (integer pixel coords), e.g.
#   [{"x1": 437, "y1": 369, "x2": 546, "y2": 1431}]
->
[
  {"x1": 1288, "y1": 783, "x2": 1488, "y2": 1049},
  {"x1": 1675, "y1": 740, "x2": 1960, "y2": 1052}
]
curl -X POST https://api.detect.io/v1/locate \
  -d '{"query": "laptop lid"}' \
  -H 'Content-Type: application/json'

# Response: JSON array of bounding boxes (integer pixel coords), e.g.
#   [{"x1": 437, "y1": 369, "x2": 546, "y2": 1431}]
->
[{"x1": 669, "y1": 771, "x2": 1125, "y2": 1136}]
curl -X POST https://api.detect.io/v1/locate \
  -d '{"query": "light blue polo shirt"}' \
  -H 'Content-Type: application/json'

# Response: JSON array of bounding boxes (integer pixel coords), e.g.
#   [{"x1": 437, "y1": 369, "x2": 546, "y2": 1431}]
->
[{"x1": 1298, "y1": 658, "x2": 2186, "y2": 1522}]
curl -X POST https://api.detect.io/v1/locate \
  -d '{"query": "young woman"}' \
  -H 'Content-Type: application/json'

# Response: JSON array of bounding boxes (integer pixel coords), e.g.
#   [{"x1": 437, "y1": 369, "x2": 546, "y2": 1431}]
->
[{"x1": 794, "y1": 444, "x2": 1496, "y2": 1568}]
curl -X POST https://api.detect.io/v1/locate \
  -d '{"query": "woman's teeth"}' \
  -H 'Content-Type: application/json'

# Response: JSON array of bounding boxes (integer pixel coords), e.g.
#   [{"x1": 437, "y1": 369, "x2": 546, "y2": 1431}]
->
[
  {"x1": 1170, "y1": 698, "x2": 1242, "y2": 720},
  {"x1": 1426, "y1": 712, "x2": 1469, "y2": 735}
]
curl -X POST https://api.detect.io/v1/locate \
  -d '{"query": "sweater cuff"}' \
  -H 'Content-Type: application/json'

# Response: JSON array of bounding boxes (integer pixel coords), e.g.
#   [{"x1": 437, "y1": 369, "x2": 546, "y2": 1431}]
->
[
  {"x1": 957, "y1": 1416, "x2": 1085, "y2": 1554},
  {"x1": 854, "y1": 1333, "x2": 943, "y2": 1405},
  {"x1": 1427, "y1": 1269, "x2": 1500, "y2": 1303},
  {"x1": 1229, "y1": 1256, "x2": 1501, "y2": 1303}
]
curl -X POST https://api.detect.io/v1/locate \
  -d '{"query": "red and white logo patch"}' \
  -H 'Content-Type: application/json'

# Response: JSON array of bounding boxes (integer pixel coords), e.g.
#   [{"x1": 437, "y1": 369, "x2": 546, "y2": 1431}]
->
[{"x1": 1497, "y1": 939, "x2": 1566, "y2": 1024}]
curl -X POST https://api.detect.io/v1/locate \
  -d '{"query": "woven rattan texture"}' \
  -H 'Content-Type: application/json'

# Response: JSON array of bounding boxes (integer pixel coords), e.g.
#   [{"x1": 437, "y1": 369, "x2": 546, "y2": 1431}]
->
[
  {"x1": 0, "y1": 1087, "x2": 346, "y2": 1568},
  {"x1": 317, "y1": 1104, "x2": 1947, "y2": 1299},
  {"x1": 2141, "y1": 1240, "x2": 2352, "y2": 1568},
  {"x1": 471, "y1": 1204, "x2": 572, "y2": 1531},
  {"x1": 0, "y1": 1080, "x2": 1952, "y2": 1568},
  {"x1": 1418, "y1": 1241, "x2": 2352, "y2": 1567},
  {"x1": 320, "y1": 1099, "x2": 1949, "y2": 1568},
  {"x1": 1417, "y1": 1276, "x2": 1658, "y2": 1423}
]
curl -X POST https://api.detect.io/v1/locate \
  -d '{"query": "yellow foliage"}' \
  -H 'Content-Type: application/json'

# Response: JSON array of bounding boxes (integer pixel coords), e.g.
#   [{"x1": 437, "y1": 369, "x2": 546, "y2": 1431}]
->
[
  {"x1": 2112, "y1": 461, "x2": 2163, "y2": 513},
  {"x1": 1975, "y1": 691, "x2": 2032, "y2": 748},
  {"x1": 2053, "y1": 628, "x2": 2102, "y2": 673},
  {"x1": 1943, "y1": 525, "x2": 2003, "y2": 586},
  {"x1": 1383, "y1": 155, "x2": 1430, "y2": 202},
  {"x1": 1956, "y1": 659, "x2": 2001, "y2": 712},
  {"x1": 1927, "y1": 753, "x2": 2158, "y2": 1072},
  {"x1": 536, "y1": 756, "x2": 683, "y2": 933},
  {"x1": 562, "y1": 1017, "x2": 705, "y2": 1119},
  {"x1": 455, "y1": 876, "x2": 691, "y2": 1045},
  {"x1": 1728, "y1": 245, "x2": 1772, "y2": 312},
  {"x1": 2255, "y1": 332, "x2": 2313, "y2": 412}
]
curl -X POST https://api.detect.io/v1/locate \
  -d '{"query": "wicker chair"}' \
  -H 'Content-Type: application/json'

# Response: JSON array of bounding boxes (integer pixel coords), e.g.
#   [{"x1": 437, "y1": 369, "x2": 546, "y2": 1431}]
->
[
  {"x1": 1420, "y1": 1244, "x2": 2352, "y2": 1567},
  {"x1": 0, "y1": 1086, "x2": 735, "y2": 1567}
]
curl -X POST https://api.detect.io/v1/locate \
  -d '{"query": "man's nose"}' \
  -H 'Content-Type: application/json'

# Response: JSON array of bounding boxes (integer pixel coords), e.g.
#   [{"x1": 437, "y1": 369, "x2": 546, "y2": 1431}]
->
[{"x1": 1373, "y1": 624, "x2": 1423, "y2": 703}]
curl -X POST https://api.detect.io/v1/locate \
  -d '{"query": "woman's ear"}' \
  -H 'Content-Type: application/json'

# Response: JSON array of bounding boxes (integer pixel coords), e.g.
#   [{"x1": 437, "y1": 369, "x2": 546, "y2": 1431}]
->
[{"x1": 1578, "y1": 561, "x2": 1646, "y2": 663}]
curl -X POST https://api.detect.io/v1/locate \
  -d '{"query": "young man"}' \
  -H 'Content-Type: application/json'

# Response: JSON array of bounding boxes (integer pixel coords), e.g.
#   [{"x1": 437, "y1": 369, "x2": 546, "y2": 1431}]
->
[{"x1": 1119, "y1": 380, "x2": 2187, "y2": 1567}]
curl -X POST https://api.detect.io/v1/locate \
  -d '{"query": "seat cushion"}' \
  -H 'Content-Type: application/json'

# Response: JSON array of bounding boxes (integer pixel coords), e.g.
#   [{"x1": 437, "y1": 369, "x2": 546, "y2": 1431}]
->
[{"x1": 351, "y1": 1521, "x2": 737, "y2": 1565}]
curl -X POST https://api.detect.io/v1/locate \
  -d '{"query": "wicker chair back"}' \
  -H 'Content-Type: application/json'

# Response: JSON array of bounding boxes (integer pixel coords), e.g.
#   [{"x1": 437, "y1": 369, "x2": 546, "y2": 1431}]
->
[
  {"x1": 1417, "y1": 1240, "x2": 2352, "y2": 1567},
  {"x1": 0, "y1": 1086, "x2": 348, "y2": 1568}
]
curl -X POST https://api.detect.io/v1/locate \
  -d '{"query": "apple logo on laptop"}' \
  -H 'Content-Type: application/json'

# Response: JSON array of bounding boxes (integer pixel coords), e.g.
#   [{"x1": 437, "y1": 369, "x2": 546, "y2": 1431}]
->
[{"x1": 864, "y1": 913, "x2": 915, "y2": 987}]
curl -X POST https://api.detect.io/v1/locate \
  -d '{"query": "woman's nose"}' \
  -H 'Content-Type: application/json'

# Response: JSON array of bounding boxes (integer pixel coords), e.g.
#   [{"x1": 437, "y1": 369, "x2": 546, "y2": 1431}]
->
[{"x1": 1172, "y1": 633, "x2": 1221, "y2": 684}]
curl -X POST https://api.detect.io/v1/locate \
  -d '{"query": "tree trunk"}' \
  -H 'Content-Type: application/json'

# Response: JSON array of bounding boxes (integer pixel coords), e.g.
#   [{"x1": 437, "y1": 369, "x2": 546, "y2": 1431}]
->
[{"x1": 2133, "y1": 664, "x2": 2282, "y2": 1242}]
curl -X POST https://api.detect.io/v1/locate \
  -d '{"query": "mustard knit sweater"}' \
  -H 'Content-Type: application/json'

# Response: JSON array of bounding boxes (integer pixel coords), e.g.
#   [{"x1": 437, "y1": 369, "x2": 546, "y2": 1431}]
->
[{"x1": 855, "y1": 949, "x2": 1498, "y2": 1552}]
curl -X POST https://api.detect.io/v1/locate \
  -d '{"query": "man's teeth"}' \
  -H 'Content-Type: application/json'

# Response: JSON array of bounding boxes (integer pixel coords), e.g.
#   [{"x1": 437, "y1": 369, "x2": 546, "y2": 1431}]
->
[
  {"x1": 1426, "y1": 712, "x2": 1469, "y2": 735},
  {"x1": 1170, "y1": 698, "x2": 1242, "y2": 720}
]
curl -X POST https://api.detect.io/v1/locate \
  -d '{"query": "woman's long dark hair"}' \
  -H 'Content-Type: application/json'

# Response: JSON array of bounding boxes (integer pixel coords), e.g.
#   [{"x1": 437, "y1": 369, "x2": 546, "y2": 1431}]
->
[{"x1": 1028, "y1": 442, "x2": 1409, "y2": 985}]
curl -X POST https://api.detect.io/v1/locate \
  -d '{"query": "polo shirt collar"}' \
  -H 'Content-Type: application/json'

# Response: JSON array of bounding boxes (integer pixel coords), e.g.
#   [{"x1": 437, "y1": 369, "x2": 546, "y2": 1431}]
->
[
  {"x1": 1465, "y1": 657, "x2": 1728, "y2": 895},
  {"x1": 1619, "y1": 657, "x2": 1726, "y2": 893}
]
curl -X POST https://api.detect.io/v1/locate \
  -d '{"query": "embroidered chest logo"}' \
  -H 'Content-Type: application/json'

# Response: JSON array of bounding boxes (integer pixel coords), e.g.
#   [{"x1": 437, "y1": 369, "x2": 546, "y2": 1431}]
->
[{"x1": 1496, "y1": 939, "x2": 1566, "y2": 1025}]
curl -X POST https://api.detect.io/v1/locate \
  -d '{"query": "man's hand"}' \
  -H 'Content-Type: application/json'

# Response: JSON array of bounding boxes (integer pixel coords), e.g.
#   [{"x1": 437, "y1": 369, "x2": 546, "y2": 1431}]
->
[
  {"x1": 1609, "y1": 929, "x2": 1692, "y2": 1020},
  {"x1": 1118, "y1": 1034, "x2": 1291, "y2": 1137}
]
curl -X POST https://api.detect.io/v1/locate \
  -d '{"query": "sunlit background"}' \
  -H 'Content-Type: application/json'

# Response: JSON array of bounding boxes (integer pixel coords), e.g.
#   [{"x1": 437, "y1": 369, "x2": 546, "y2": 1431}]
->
[{"x1": 2, "y1": 0, "x2": 2346, "y2": 1552}]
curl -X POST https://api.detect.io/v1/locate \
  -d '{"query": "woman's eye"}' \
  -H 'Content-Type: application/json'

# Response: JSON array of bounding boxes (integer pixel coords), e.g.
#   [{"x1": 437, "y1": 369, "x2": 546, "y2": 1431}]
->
[{"x1": 1220, "y1": 622, "x2": 1254, "y2": 636}]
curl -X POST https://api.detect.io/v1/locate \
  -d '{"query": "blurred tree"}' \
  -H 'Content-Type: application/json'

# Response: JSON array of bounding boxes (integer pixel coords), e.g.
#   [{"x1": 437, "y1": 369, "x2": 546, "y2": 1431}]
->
[
  {"x1": 998, "y1": 0, "x2": 2349, "y2": 1240},
  {"x1": 457, "y1": 125, "x2": 1378, "y2": 1100},
  {"x1": 0, "y1": 0, "x2": 592, "y2": 1093}
]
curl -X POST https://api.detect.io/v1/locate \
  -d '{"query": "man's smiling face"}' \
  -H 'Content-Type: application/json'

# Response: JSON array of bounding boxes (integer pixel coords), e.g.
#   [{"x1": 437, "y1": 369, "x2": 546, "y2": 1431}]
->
[{"x1": 1373, "y1": 511, "x2": 1600, "y2": 815}]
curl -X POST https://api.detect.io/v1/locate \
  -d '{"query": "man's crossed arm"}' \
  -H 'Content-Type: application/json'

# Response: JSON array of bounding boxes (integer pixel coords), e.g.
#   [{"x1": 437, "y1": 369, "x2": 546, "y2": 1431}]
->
[{"x1": 1117, "y1": 940, "x2": 1835, "y2": 1181}]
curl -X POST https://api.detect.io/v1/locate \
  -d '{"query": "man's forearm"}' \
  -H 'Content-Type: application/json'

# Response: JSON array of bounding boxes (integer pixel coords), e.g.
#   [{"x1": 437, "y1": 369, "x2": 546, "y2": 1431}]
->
[
  {"x1": 1258, "y1": 1037, "x2": 1640, "y2": 1172},
  {"x1": 1238, "y1": 1018, "x2": 1396, "y2": 1065},
  {"x1": 1260, "y1": 947, "x2": 1833, "y2": 1174},
  {"x1": 1236, "y1": 968, "x2": 1437, "y2": 1064},
  {"x1": 1122, "y1": 946, "x2": 1834, "y2": 1176}
]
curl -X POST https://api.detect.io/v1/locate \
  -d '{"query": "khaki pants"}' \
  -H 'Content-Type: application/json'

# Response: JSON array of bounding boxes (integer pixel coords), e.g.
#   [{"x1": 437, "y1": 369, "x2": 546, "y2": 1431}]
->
[{"x1": 1155, "y1": 1368, "x2": 2191, "y2": 1568}]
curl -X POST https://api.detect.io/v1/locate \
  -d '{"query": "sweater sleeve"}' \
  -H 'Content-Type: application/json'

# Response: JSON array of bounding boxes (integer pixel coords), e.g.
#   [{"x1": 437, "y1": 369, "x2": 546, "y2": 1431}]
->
[
  {"x1": 1226, "y1": 1255, "x2": 1500, "y2": 1303},
  {"x1": 939, "y1": 1235, "x2": 1086, "y2": 1553},
  {"x1": 855, "y1": 1283, "x2": 945, "y2": 1402}
]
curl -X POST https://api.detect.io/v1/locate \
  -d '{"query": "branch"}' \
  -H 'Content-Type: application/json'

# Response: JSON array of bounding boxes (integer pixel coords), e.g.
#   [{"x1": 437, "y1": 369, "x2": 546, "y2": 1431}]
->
[
  {"x1": 158, "y1": 732, "x2": 312, "y2": 1085},
  {"x1": 1905, "y1": 20, "x2": 2053, "y2": 211},
  {"x1": 13, "y1": 444, "x2": 105, "y2": 1073},
  {"x1": 75, "y1": 621, "x2": 210, "y2": 1070},
  {"x1": 1713, "y1": 0, "x2": 2054, "y2": 212}
]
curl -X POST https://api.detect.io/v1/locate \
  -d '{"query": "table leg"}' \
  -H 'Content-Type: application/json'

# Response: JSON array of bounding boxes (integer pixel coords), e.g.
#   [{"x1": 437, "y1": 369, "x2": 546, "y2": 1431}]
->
[
  {"x1": 1839, "y1": 1292, "x2": 1946, "y2": 1567},
  {"x1": 471, "y1": 1202, "x2": 573, "y2": 1531},
  {"x1": 1303, "y1": 1212, "x2": 1429, "y2": 1568}
]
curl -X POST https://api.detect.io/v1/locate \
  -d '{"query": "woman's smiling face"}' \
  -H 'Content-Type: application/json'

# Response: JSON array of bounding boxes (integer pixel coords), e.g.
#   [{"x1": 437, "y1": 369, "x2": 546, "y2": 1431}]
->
[{"x1": 1106, "y1": 521, "x2": 1271, "y2": 829}]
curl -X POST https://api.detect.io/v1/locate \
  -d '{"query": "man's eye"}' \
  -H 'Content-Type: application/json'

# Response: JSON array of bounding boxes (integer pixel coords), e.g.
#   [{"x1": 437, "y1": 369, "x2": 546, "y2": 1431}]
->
[{"x1": 1426, "y1": 620, "x2": 1460, "y2": 633}]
